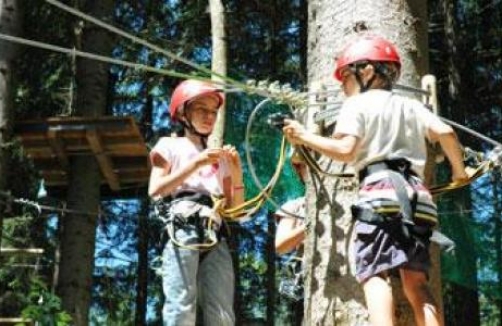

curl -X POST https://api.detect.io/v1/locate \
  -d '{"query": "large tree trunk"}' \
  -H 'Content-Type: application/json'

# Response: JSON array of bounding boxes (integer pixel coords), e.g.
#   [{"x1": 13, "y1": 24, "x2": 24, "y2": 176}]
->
[
  {"x1": 135, "y1": 200, "x2": 149, "y2": 326},
  {"x1": 0, "y1": 0, "x2": 21, "y2": 247},
  {"x1": 55, "y1": 1, "x2": 114, "y2": 324},
  {"x1": 304, "y1": 1, "x2": 432, "y2": 325}
]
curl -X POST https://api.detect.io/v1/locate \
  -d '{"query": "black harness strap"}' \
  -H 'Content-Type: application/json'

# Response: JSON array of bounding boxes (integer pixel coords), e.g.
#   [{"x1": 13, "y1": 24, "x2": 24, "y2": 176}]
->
[
  {"x1": 154, "y1": 192, "x2": 228, "y2": 258},
  {"x1": 358, "y1": 159, "x2": 417, "y2": 228},
  {"x1": 355, "y1": 159, "x2": 455, "y2": 252}
]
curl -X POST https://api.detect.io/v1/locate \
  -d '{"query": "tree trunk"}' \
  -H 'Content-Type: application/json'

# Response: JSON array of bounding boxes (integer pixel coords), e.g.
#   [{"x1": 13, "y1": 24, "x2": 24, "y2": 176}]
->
[
  {"x1": 135, "y1": 200, "x2": 149, "y2": 326},
  {"x1": 298, "y1": 0, "x2": 308, "y2": 86},
  {"x1": 493, "y1": 173, "x2": 502, "y2": 321},
  {"x1": 56, "y1": 1, "x2": 114, "y2": 324},
  {"x1": 208, "y1": 0, "x2": 227, "y2": 149},
  {"x1": 304, "y1": 1, "x2": 432, "y2": 325},
  {"x1": 0, "y1": 0, "x2": 21, "y2": 247},
  {"x1": 265, "y1": 211, "x2": 276, "y2": 326},
  {"x1": 207, "y1": 0, "x2": 237, "y2": 323}
]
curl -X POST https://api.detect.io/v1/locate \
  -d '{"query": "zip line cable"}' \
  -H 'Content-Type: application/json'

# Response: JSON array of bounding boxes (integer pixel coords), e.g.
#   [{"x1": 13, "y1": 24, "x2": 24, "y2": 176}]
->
[
  {"x1": 0, "y1": 33, "x2": 205, "y2": 83},
  {"x1": 46, "y1": 0, "x2": 430, "y2": 106},
  {"x1": 44, "y1": 0, "x2": 269, "y2": 98},
  {"x1": 440, "y1": 117, "x2": 502, "y2": 148},
  {"x1": 0, "y1": 32, "x2": 309, "y2": 106},
  {"x1": 0, "y1": 191, "x2": 102, "y2": 217},
  {"x1": 0, "y1": 33, "x2": 432, "y2": 109}
]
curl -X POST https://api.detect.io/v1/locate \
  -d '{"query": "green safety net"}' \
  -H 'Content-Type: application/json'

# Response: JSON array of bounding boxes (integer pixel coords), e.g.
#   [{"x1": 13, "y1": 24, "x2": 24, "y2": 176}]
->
[{"x1": 438, "y1": 165, "x2": 502, "y2": 300}]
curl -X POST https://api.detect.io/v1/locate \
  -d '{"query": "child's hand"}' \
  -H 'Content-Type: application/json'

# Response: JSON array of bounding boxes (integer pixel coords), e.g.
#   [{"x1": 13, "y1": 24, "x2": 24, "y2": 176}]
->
[
  {"x1": 283, "y1": 119, "x2": 307, "y2": 145},
  {"x1": 196, "y1": 148, "x2": 223, "y2": 167},
  {"x1": 452, "y1": 170, "x2": 469, "y2": 183},
  {"x1": 464, "y1": 166, "x2": 477, "y2": 178},
  {"x1": 222, "y1": 145, "x2": 241, "y2": 167},
  {"x1": 222, "y1": 145, "x2": 243, "y2": 180}
]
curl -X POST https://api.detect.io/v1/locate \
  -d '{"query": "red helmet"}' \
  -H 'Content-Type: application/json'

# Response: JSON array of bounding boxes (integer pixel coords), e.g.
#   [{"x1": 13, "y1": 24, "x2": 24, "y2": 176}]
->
[
  {"x1": 169, "y1": 79, "x2": 225, "y2": 121},
  {"x1": 334, "y1": 36, "x2": 401, "y2": 81}
]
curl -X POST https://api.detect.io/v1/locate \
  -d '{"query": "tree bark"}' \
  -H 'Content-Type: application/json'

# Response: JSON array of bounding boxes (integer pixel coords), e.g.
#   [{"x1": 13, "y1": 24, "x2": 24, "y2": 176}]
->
[
  {"x1": 304, "y1": 1, "x2": 432, "y2": 325},
  {"x1": 265, "y1": 211, "x2": 276, "y2": 326},
  {"x1": 56, "y1": 1, "x2": 114, "y2": 324},
  {"x1": 208, "y1": 0, "x2": 227, "y2": 149},
  {"x1": 135, "y1": 200, "x2": 149, "y2": 326},
  {"x1": 0, "y1": 0, "x2": 21, "y2": 247}
]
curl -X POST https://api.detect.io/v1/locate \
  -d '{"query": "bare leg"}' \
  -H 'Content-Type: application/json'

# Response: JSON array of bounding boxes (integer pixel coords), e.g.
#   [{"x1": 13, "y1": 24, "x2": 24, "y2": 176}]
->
[
  {"x1": 400, "y1": 269, "x2": 444, "y2": 326},
  {"x1": 363, "y1": 274, "x2": 395, "y2": 326}
]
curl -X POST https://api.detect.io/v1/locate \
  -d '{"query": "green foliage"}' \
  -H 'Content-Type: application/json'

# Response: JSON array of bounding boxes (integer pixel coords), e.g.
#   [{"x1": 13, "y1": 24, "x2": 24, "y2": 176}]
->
[
  {"x1": 14, "y1": 0, "x2": 76, "y2": 119},
  {"x1": 20, "y1": 277, "x2": 72, "y2": 326},
  {"x1": 430, "y1": 0, "x2": 502, "y2": 323},
  {"x1": 5, "y1": 139, "x2": 39, "y2": 200}
]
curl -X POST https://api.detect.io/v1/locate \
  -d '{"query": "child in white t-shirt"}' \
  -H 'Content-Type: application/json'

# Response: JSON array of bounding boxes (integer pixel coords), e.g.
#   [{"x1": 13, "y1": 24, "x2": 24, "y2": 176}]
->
[{"x1": 283, "y1": 35, "x2": 468, "y2": 326}]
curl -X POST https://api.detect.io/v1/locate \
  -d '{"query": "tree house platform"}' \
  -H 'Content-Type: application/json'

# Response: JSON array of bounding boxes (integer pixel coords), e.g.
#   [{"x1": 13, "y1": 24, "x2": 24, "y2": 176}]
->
[{"x1": 14, "y1": 116, "x2": 150, "y2": 195}]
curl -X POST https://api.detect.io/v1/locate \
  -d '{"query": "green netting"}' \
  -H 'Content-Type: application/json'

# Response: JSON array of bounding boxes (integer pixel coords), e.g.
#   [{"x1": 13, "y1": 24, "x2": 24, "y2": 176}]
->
[{"x1": 438, "y1": 166, "x2": 502, "y2": 300}]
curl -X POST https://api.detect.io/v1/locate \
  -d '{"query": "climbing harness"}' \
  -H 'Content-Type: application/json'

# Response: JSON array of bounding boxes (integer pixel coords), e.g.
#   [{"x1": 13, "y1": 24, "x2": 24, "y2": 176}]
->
[
  {"x1": 151, "y1": 133, "x2": 288, "y2": 250},
  {"x1": 351, "y1": 158, "x2": 455, "y2": 251},
  {"x1": 154, "y1": 192, "x2": 227, "y2": 251},
  {"x1": 152, "y1": 115, "x2": 291, "y2": 242}
]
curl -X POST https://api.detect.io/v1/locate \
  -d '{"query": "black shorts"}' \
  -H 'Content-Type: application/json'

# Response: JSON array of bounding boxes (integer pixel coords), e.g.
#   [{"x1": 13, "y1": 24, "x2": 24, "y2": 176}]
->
[{"x1": 354, "y1": 220, "x2": 432, "y2": 283}]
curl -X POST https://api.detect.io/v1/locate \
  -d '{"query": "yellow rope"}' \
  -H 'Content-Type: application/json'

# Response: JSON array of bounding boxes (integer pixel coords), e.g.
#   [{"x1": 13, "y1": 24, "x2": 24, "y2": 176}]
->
[
  {"x1": 296, "y1": 145, "x2": 355, "y2": 178},
  {"x1": 430, "y1": 160, "x2": 494, "y2": 196},
  {"x1": 216, "y1": 137, "x2": 289, "y2": 221}
]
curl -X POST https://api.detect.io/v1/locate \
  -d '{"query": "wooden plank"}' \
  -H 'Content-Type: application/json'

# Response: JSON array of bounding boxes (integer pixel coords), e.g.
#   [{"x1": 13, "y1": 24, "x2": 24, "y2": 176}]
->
[
  {"x1": 117, "y1": 170, "x2": 150, "y2": 182},
  {"x1": 0, "y1": 248, "x2": 44, "y2": 256},
  {"x1": 47, "y1": 129, "x2": 69, "y2": 168},
  {"x1": 86, "y1": 128, "x2": 120, "y2": 191},
  {"x1": 0, "y1": 318, "x2": 33, "y2": 325},
  {"x1": 15, "y1": 116, "x2": 150, "y2": 193}
]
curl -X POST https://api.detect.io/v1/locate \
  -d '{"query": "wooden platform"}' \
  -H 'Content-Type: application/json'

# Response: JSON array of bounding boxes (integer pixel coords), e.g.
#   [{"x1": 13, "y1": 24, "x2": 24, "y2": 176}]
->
[
  {"x1": 0, "y1": 318, "x2": 33, "y2": 325},
  {"x1": 15, "y1": 116, "x2": 150, "y2": 193}
]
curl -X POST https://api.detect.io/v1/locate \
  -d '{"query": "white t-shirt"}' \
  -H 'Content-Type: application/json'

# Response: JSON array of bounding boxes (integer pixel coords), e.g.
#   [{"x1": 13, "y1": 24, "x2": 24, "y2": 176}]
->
[
  {"x1": 275, "y1": 197, "x2": 305, "y2": 220},
  {"x1": 333, "y1": 89, "x2": 442, "y2": 178},
  {"x1": 150, "y1": 137, "x2": 230, "y2": 196}
]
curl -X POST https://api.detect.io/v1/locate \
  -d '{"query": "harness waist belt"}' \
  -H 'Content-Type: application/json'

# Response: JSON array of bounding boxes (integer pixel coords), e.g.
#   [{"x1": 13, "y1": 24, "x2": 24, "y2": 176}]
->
[
  {"x1": 167, "y1": 191, "x2": 213, "y2": 207},
  {"x1": 358, "y1": 158, "x2": 416, "y2": 182}
]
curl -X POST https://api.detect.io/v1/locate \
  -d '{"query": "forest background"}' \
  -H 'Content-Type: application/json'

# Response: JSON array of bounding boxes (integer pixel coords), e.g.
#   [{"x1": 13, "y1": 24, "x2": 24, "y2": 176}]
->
[{"x1": 0, "y1": 0, "x2": 501, "y2": 325}]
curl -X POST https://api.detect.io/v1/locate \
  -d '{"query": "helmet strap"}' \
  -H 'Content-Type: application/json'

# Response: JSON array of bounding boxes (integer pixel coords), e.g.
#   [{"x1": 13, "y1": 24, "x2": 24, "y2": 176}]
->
[
  {"x1": 353, "y1": 62, "x2": 394, "y2": 92},
  {"x1": 352, "y1": 62, "x2": 375, "y2": 93},
  {"x1": 373, "y1": 63, "x2": 394, "y2": 90},
  {"x1": 180, "y1": 106, "x2": 210, "y2": 149}
]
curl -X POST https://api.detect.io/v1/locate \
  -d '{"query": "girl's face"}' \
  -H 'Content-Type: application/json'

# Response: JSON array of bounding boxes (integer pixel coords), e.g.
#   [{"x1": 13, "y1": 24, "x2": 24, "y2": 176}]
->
[
  {"x1": 340, "y1": 68, "x2": 359, "y2": 97},
  {"x1": 185, "y1": 95, "x2": 220, "y2": 134}
]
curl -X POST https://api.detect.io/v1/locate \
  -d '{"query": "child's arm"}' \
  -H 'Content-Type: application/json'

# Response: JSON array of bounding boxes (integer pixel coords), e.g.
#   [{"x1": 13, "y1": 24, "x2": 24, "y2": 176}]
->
[
  {"x1": 283, "y1": 119, "x2": 359, "y2": 163},
  {"x1": 275, "y1": 216, "x2": 305, "y2": 255},
  {"x1": 222, "y1": 145, "x2": 245, "y2": 208},
  {"x1": 428, "y1": 122, "x2": 468, "y2": 181},
  {"x1": 148, "y1": 148, "x2": 223, "y2": 199}
]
